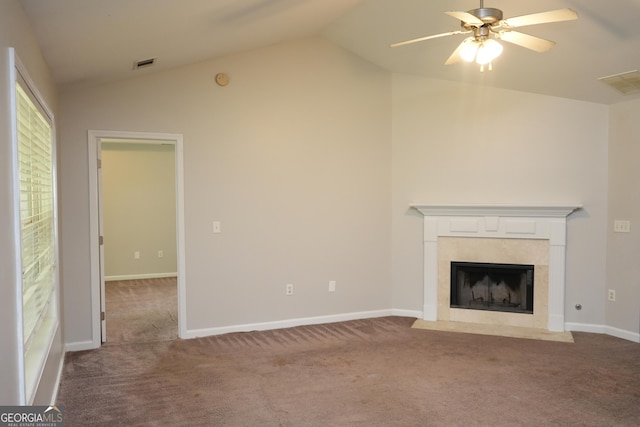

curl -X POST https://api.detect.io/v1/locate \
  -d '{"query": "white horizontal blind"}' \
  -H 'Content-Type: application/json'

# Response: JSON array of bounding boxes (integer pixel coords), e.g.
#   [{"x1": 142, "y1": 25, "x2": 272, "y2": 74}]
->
[{"x1": 16, "y1": 82, "x2": 54, "y2": 351}]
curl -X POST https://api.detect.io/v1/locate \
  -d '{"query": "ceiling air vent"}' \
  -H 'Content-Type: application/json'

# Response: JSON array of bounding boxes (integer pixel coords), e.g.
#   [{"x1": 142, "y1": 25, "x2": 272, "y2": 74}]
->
[
  {"x1": 133, "y1": 57, "x2": 157, "y2": 70},
  {"x1": 599, "y1": 70, "x2": 640, "y2": 95}
]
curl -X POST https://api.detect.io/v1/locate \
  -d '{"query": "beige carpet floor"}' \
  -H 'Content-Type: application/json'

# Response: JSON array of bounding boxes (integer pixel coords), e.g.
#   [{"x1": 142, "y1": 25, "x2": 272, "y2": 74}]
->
[{"x1": 58, "y1": 315, "x2": 640, "y2": 426}]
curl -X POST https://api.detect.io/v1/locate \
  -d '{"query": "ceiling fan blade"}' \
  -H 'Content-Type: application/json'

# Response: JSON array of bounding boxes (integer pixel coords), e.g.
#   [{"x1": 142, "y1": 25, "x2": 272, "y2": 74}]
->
[
  {"x1": 390, "y1": 30, "x2": 470, "y2": 48},
  {"x1": 498, "y1": 31, "x2": 556, "y2": 53},
  {"x1": 445, "y1": 11, "x2": 484, "y2": 26},
  {"x1": 501, "y1": 8, "x2": 578, "y2": 28}
]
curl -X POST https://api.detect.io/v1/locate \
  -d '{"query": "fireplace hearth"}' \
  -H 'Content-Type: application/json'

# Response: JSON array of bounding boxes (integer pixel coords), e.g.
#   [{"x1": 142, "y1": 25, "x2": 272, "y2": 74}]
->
[{"x1": 450, "y1": 262, "x2": 534, "y2": 314}]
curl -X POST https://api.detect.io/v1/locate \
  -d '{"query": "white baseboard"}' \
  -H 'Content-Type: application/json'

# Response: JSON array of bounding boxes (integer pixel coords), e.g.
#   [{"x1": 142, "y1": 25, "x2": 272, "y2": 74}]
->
[
  {"x1": 65, "y1": 340, "x2": 98, "y2": 352},
  {"x1": 105, "y1": 272, "x2": 177, "y2": 281},
  {"x1": 604, "y1": 325, "x2": 640, "y2": 343},
  {"x1": 50, "y1": 354, "x2": 64, "y2": 405},
  {"x1": 179, "y1": 310, "x2": 640, "y2": 344},
  {"x1": 565, "y1": 322, "x2": 640, "y2": 343},
  {"x1": 391, "y1": 308, "x2": 423, "y2": 319},
  {"x1": 564, "y1": 322, "x2": 606, "y2": 334},
  {"x1": 183, "y1": 309, "x2": 397, "y2": 339}
]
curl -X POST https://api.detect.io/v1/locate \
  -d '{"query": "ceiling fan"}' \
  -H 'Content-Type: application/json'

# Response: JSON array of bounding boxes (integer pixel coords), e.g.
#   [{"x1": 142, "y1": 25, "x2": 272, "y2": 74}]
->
[{"x1": 390, "y1": 1, "x2": 578, "y2": 71}]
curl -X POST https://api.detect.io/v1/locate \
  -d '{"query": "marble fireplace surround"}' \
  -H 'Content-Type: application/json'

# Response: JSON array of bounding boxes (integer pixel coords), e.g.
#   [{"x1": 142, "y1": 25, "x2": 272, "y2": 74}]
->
[{"x1": 411, "y1": 204, "x2": 581, "y2": 332}]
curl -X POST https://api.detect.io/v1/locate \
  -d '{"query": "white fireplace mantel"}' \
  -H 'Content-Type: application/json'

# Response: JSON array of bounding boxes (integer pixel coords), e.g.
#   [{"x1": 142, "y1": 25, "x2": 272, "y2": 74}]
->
[
  {"x1": 411, "y1": 204, "x2": 581, "y2": 218},
  {"x1": 411, "y1": 203, "x2": 582, "y2": 332}
]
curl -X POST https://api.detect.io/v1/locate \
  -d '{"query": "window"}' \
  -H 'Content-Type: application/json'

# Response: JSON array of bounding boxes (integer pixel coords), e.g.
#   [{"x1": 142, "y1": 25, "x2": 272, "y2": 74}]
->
[{"x1": 15, "y1": 70, "x2": 58, "y2": 403}]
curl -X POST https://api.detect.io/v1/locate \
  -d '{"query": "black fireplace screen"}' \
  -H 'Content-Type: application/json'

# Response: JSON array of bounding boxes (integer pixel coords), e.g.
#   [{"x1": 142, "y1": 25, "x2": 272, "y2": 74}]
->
[{"x1": 450, "y1": 262, "x2": 534, "y2": 314}]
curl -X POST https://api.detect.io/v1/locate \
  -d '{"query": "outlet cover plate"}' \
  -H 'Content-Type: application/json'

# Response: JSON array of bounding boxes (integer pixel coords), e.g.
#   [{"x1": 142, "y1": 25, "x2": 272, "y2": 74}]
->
[{"x1": 614, "y1": 220, "x2": 631, "y2": 233}]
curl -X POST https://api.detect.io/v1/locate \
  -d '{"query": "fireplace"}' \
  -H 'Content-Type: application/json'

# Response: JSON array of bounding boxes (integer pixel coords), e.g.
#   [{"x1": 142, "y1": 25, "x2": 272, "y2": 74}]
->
[
  {"x1": 410, "y1": 204, "x2": 581, "y2": 332},
  {"x1": 450, "y1": 262, "x2": 534, "y2": 314}
]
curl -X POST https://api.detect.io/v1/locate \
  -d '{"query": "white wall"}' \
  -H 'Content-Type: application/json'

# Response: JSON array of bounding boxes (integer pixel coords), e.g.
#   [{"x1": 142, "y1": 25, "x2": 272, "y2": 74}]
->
[
  {"x1": 0, "y1": 0, "x2": 62, "y2": 405},
  {"x1": 390, "y1": 74, "x2": 610, "y2": 330},
  {"x1": 57, "y1": 31, "x2": 637, "y2": 347},
  {"x1": 59, "y1": 37, "x2": 392, "y2": 343},
  {"x1": 607, "y1": 98, "x2": 640, "y2": 336},
  {"x1": 102, "y1": 143, "x2": 177, "y2": 279}
]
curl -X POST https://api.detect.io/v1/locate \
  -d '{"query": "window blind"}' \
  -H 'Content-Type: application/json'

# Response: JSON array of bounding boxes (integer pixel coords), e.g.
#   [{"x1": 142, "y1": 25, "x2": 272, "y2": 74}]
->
[{"x1": 16, "y1": 82, "x2": 55, "y2": 351}]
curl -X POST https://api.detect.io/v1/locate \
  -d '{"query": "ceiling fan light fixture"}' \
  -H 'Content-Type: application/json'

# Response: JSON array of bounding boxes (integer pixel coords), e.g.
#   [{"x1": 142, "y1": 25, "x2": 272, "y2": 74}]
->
[
  {"x1": 458, "y1": 37, "x2": 502, "y2": 69},
  {"x1": 459, "y1": 37, "x2": 479, "y2": 62},
  {"x1": 391, "y1": 2, "x2": 578, "y2": 72},
  {"x1": 475, "y1": 38, "x2": 503, "y2": 65}
]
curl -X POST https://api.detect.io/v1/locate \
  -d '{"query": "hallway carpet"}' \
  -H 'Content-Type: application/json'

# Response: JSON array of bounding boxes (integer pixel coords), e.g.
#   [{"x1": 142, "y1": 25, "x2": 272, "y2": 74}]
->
[{"x1": 104, "y1": 277, "x2": 178, "y2": 344}]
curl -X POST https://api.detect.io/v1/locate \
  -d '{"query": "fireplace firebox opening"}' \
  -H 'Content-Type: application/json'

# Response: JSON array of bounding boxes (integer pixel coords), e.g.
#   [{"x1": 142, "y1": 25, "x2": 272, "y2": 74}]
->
[{"x1": 450, "y1": 262, "x2": 534, "y2": 314}]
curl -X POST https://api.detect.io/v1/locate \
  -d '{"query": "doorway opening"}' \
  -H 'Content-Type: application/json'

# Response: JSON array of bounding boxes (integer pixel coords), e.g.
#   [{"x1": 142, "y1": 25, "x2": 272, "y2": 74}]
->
[
  {"x1": 102, "y1": 140, "x2": 177, "y2": 343},
  {"x1": 88, "y1": 131, "x2": 186, "y2": 347}
]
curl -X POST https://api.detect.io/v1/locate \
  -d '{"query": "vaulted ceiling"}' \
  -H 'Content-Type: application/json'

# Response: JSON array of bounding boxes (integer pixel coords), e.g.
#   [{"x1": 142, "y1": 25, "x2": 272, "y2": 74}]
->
[{"x1": 20, "y1": 0, "x2": 640, "y2": 104}]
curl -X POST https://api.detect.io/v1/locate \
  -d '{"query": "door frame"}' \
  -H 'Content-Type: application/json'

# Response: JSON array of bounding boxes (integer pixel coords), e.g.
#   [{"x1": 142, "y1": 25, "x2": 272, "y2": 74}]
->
[{"x1": 88, "y1": 130, "x2": 187, "y2": 347}]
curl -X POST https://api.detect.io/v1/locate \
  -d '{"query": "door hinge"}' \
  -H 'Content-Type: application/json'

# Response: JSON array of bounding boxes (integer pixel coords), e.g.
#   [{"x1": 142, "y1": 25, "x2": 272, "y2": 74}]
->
[
  {"x1": 100, "y1": 311, "x2": 105, "y2": 321},
  {"x1": 97, "y1": 158, "x2": 102, "y2": 168},
  {"x1": 99, "y1": 235, "x2": 104, "y2": 245}
]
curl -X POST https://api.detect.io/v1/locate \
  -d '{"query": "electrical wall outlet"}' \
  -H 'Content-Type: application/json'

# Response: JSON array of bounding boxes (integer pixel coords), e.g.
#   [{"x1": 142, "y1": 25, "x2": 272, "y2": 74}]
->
[
  {"x1": 134, "y1": 251, "x2": 140, "y2": 259},
  {"x1": 286, "y1": 284, "x2": 294, "y2": 296},
  {"x1": 608, "y1": 289, "x2": 616, "y2": 302},
  {"x1": 329, "y1": 280, "x2": 336, "y2": 292}
]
